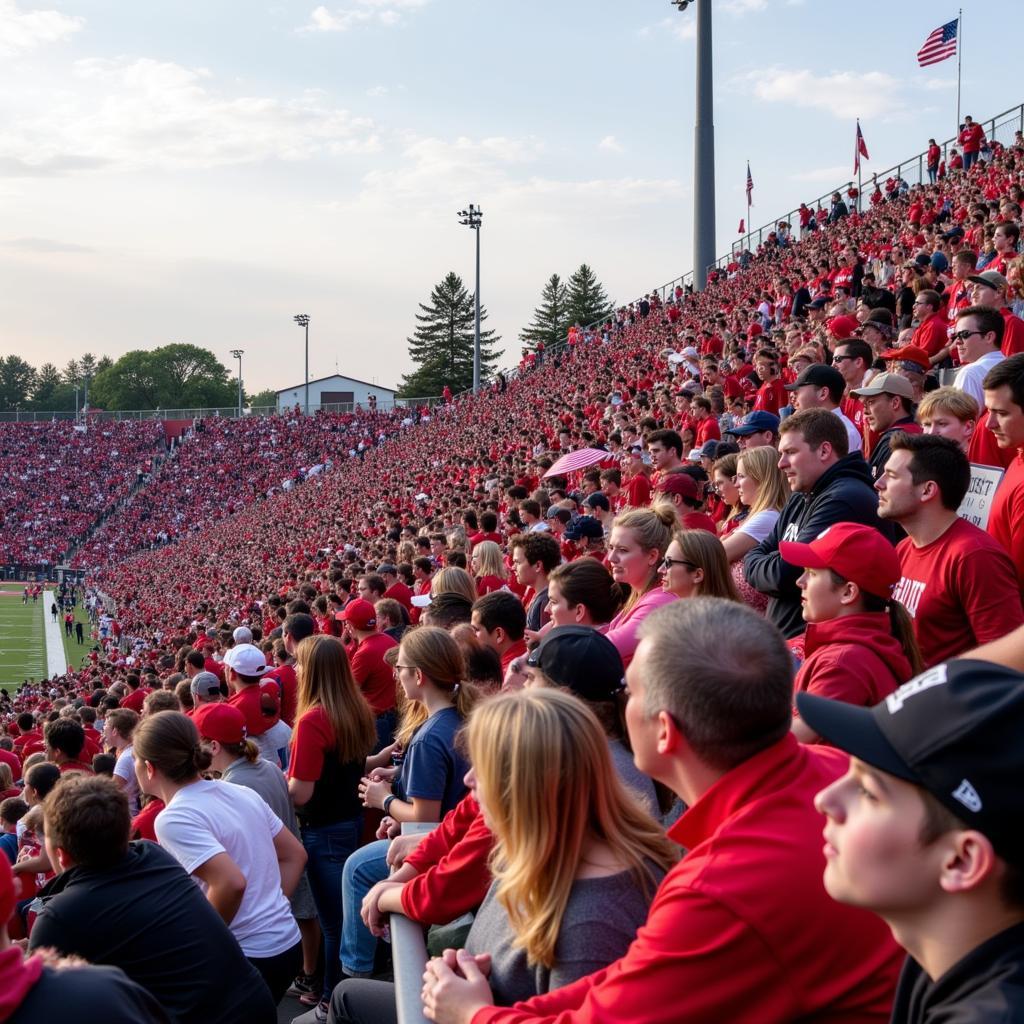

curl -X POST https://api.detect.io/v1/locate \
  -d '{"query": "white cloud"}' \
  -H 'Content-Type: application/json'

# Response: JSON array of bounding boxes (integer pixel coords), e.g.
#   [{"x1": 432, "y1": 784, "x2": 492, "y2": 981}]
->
[
  {"x1": 720, "y1": 0, "x2": 767, "y2": 13},
  {"x1": 0, "y1": 58, "x2": 380, "y2": 174},
  {"x1": 366, "y1": 84, "x2": 389, "y2": 97},
  {"x1": 299, "y1": 0, "x2": 428, "y2": 33},
  {"x1": 2, "y1": 236, "x2": 92, "y2": 253},
  {"x1": 598, "y1": 135, "x2": 623, "y2": 154},
  {"x1": 738, "y1": 67, "x2": 902, "y2": 120},
  {"x1": 639, "y1": 17, "x2": 695, "y2": 42},
  {"x1": 0, "y1": 0, "x2": 83, "y2": 56}
]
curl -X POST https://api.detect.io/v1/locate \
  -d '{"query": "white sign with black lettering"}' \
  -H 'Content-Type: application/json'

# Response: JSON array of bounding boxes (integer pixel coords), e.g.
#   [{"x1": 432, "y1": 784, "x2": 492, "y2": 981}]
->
[{"x1": 957, "y1": 464, "x2": 1005, "y2": 530}]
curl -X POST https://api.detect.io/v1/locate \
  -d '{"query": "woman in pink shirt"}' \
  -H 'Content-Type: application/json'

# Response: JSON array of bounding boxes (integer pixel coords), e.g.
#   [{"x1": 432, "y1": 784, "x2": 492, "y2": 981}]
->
[{"x1": 604, "y1": 504, "x2": 678, "y2": 666}]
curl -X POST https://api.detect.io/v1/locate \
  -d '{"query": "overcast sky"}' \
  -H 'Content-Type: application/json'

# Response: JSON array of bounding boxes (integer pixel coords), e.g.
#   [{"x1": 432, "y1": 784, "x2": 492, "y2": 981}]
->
[{"x1": 0, "y1": 0, "x2": 1003, "y2": 395}]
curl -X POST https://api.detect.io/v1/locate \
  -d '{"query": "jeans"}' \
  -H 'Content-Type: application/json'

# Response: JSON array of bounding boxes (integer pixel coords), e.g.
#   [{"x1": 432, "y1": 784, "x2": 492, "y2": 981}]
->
[
  {"x1": 927, "y1": 166, "x2": 937, "y2": 184},
  {"x1": 964, "y1": 150, "x2": 977, "y2": 171},
  {"x1": 303, "y1": 817, "x2": 364, "y2": 1001},
  {"x1": 340, "y1": 839, "x2": 390, "y2": 976},
  {"x1": 248, "y1": 940, "x2": 302, "y2": 1005}
]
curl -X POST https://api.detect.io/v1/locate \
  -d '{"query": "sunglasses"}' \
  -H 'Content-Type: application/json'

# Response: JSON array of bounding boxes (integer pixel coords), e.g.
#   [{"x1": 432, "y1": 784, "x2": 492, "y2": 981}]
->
[
  {"x1": 949, "y1": 329, "x2": 984, "y2": 342},
  {"x1": 660, "y1": 557, "x2": 698, "y2": 571}
]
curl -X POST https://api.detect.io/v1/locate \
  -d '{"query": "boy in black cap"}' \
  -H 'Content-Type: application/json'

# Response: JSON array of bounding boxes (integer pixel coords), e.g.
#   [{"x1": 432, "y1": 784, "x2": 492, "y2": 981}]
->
[{"x1": 799, "y1": 660, "x2": 1024, "y2": 1023}]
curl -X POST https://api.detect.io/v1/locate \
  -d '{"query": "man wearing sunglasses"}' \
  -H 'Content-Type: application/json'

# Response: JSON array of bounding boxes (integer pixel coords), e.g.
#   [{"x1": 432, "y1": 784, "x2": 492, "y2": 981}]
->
[{"x1": 952, "y1": 306, "x2": 1006, "y2": 407}]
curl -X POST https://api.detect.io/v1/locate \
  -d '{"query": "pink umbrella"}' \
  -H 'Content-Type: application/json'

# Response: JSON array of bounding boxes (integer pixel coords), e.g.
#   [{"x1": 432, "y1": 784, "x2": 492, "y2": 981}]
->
[{"x1": 544, "y1": 448, "x2": 616, "y2": 478}]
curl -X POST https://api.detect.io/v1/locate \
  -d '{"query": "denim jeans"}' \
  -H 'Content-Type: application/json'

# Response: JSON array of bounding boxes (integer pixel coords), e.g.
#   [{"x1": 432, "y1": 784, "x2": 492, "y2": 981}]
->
[
  {"x1": 302, "y1": 817, "x2": 363, "y2": 1001},
  {"x1": 339, "y1": 838, "x2": 390, "y2": 976},
  {"x1": 927, "y1": 166, "x2": 937, "y2": 184},
  {"x1": 964, "y1": 150, "x2": 977, "y2": 171}
]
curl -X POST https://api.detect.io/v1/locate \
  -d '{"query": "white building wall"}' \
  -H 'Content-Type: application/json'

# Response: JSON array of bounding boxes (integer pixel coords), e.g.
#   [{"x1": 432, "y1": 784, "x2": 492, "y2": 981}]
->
[{"x1": 276, "y1": 376, "x2": 397, "y2": 412}]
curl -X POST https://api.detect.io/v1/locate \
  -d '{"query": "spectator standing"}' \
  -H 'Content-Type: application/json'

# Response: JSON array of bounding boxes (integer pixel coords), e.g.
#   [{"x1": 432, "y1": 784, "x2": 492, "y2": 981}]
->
[
  {"x1": 926, "y1": 137, "x2": 940, "y2": 183},
  {"x1": 102, "y1": 708, "x2": 141, "y2": 816},
  {"x1": 959, "y1": 114, "x2": 986, "y2": 171},
  {"x1": 341, "y1": 600, "x2": 398, "y2": 750}
]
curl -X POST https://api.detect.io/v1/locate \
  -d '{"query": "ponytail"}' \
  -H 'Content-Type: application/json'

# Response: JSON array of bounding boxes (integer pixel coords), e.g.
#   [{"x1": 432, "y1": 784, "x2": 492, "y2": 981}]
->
[
  {"x1": 887, "y1": 600, "x2": 926, "y2": 678},
  {"x1": 134, "y1": 711, "x2": 213, "y2": 783}
]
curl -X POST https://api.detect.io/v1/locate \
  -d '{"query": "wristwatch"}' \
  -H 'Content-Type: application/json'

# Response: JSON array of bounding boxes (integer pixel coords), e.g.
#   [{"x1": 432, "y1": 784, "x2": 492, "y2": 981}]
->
[{"x1": 383, "y1": 794, "x2": 396, "y2": 816}]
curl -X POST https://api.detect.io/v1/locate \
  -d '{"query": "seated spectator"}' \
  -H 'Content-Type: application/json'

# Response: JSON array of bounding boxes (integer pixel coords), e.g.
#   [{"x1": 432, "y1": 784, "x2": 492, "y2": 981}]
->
[
  {"x1": 471, "y1": 591, "x2": 528, "y2": 675},
  {"x1": 719, "y1": 446, "x2": 789, "y2": 567},
  {"x1": 509, "y1": 534, "x2": 560, "y2": 638},
  {"x1": 133, "y1": 710, "x2": 305, "y2": 1003},
  {"x1": 916, "y1": 387, "x2": 978, "y2": 452},
  {"x1": 745, "y1": 409, "x2": 889, "y2": 639},
  {"x1": 850, "y1": 373, "x2": 921, "y2": 482},
  {"x1": 952, "y1": 305, "x2": 1006, "y2": 407},
  {"x1": 877, "y1": 433, "x2": 1024, "y2": 666},
  {"x1": 43, "y1": 720, "x2": 93, "y2": 775},
  {"x1": 785, "y1": 364, "x2": 863, "y2": 452},
  {"x1": 470, "y1": 540, "x2": 510, "y2": 596},
  {"x1": 780, "y1": 522, "x2": 922, "y2": 744},
  {"x1": 653, "y1": 473, "x2": 718, "y2": 533},
  {"x1": 803, "y1": 660, "x2": 1024, "y2": 1023},
  {"x1": 726, "y1": 409, "x2": 780, "y2": 450},
  {"x1": 0, "y1": 797, "x2": 28, "y2": 864},
  {"x1": 102, "y1": 708, "x2": 141, "y2": 816},
  {"x1": 661, "y1": 529, "x2": 741, "y2": 602},
  {"x1": 423, "y1": 599, "x2": 902, "y2": 1022},
  {"x1": 28, "y1": 774, "x2": 276, "y2": 1023},
  {"x1": 604, "y1": 504, "x2": 679, "y2": 666},
  {"x1": 373, "y1": 598, "x2": 408, "y2": 643},
  {"x1": 546, "y1": 559, "x2": 620, "y2": 629}
]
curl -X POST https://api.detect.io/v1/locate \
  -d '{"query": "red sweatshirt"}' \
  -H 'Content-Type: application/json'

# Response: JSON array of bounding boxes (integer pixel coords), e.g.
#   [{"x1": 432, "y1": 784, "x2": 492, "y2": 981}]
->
[
  {"x1": 400, "y1": 794, "x2": 493, "y2": 925},
  {"x1": 474, "y1": 736, "x2": 901, "y2": 1024}
]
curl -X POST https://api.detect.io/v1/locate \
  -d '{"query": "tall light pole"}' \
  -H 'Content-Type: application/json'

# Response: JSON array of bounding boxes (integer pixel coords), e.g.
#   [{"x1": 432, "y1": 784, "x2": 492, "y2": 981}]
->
[
  {"x1": 673, "y1": 0, "x2": 715, "y2": 291},
  {"x1": 293, "y1": 314, "x2": 310, "y2": 414},
  {"x1": 458, "y1": 205, "x2": 482, "y2": 393},
  {"x1": 229, "y1": 349, "x2": 244, "y2": 417}
]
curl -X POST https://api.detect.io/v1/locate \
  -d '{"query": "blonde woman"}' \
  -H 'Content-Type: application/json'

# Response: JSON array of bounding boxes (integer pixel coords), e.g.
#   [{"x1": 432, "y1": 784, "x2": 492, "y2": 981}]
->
[
  {"x1": 471, "y1": 540, "x2": 509, "y2": 596},
  {"x1": 605, "y1": 504, "x2": 679, "y2": 666},
  {"x1": 342, "y1": 628, "x2": 477, "y2": 980},
  {"x1": 720, "y1": 446, "x2": 789, "y2": 564},
  {"x1": 429, "y1": 566, "x2": 479, "y2": 605},
  {"x1": 711, "y1": 453, "x2": 746, "y2": 537},
  {"x1": 332, "y1": 689, "x2": 677, "y2": 1024},
  {"x1": 661, "y1": 530, "x2": 742, "y2": 602}
]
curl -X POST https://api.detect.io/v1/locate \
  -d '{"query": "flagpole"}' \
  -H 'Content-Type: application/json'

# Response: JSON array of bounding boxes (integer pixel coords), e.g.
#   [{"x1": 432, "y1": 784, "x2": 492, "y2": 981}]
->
[
  {"x1": 856, "y1": 120, "x2": 862, "y2": 213},
  {"x1": 746, "y1": 159, "x2": 751, "y2": 252},
  {"x1": 956, "y1": 9, "x2": 962, "y2": 132}
]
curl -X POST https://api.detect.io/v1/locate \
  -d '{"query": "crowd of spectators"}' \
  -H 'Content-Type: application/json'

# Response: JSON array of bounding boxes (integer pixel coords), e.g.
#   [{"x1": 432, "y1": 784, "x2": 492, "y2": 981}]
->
[{"x1": 4, "y1": 117, "x2": 1024, "y2": 1024}]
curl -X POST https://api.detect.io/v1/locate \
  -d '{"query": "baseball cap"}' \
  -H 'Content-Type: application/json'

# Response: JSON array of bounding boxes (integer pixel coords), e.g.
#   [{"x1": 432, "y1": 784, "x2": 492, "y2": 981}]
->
[
  {"x1": 583, "y1": 492, "x2": 610, "y2": 512},
  {"x1": 654, "y1": 472, "x2": 700, "y2": 500},
  {"x1": 526, "y1": 626, "x2": 625, "y2": 702},
  {"x1": 377, "y1": 562, "x2": 397, "y2": 576},
  {"x1": 784, "y1": 364, "x2": 846, "y2": 394},
  {"x1": 780, "y1": 522, "x2": 900, "y2": 600},
  {"x1": 968, "y1": 270, "x2": 1008, "y2": 290},
  {"x1": 410, "y1": 594, "x2": 432, "y2": 608},
  {"x1": 223, "y1": 643, "x2": 271, "y2": 677},
  {"x1": 564, "y1": 516, "x2": 605, "y2": 543},
  {"x1": 698, "y1": 440, "x2": 719, "y2": 460},
  {"x1": 687, "y1": 448, "x2": 704, "y2": 462},
  {"x1": 189, "y1": 671, "x2": 222, "y2": 698},
  {"x1": 850, "y1": 372, "x2": 915, "y2": 400},
  {"x1": 879, "y1": 344, "x2": 931, "y2": 373},
  {"x1": 797, "y1": 660, "x2": 1024, "y2": 865},
  {"x1": 828, "y1": 315, "x2": 859, "y2": 341},
  {"x1": 341, "y1": 598, "x2": 378, "y2": 630},
  {"x1": 232, "y1": 626, "x2": 253, "y2": 645},
  {"x1": 681, "y1": 346, "x2": 700, "y2": 358},
  {"x1": 194, "y1": 703, "x2": 247, "y2": 745},
  {"x1": 727, "y1": 410, "x2": 780, "y2": 437}
]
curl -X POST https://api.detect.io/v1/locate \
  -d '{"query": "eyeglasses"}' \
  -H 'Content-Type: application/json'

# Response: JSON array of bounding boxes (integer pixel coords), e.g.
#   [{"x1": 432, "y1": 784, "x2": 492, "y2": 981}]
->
[
  {"x1": 832, "y1": 354, "x2": 856, "y2": 363},
  {"x1": 660, "y1": 557, "x2": 698, "y2": 571},
  {"x1": 950, "y1": 329, "x2": 984, "y2": 342}
]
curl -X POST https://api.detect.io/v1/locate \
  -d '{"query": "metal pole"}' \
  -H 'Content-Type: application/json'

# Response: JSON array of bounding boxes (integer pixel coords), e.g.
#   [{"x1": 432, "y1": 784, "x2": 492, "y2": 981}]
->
[
  {"x1": 304, "y1": 322, "x2": 309, "y2": 415},
  {"x1": 74, "y1": 387, "x2": 79, "y2": 422},
  {"x1": 693, "y1": 0, "x2": 715, "y2": 291},
  {"x1": 956, "y1": 9, "x2": 962, "y2": 132},
  {"x1": 473, "y1": 217, "x2": 481, "y2": 393}
]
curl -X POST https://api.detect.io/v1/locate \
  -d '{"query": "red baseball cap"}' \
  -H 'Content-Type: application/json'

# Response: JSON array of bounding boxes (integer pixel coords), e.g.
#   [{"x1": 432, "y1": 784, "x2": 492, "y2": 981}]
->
[
  {"x1": 341, "y1": 598, "x2": 377, "y2": 631},
  {"x1": 779, "y1": 523, "x2": 900, "y2": 600},
  {"x1": 193, "y1": 703, "x2": 246, "y2": 745},
  {"x1": 654, "y1": 472, "x2": 700, "y2": 501},
  {"x1": 827, "y1": 315, "x2": 859, "y2": 340},
  {"x1": 880, "y1": 344, "x2": 930, "y2": 372}
]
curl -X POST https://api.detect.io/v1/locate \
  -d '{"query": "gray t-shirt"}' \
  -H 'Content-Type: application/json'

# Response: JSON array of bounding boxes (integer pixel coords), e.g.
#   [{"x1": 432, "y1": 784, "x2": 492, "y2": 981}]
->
[
  {"x1": 608, "y1": 739, "x2": 658, "y2": 818},
  {"x1": 464, "y1": 863, "x2": 664, "y2": 1006}
]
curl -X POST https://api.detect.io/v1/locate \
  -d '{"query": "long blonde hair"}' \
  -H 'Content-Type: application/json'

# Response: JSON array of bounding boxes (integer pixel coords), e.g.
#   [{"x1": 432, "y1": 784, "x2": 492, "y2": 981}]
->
[
  {"x1": 611, "y1": 502, "x2": 679, "y2": 612},
  {"x1": 430, "y1": 567, "x2": 479, "y2": 604},
  {"x1": 472, "y1": 541, "x2": 507, "y2": 580},
  {"x1": 394, "y1": 627, "x2": 478, "y2": 748},
  {"x1": 295, "y1": 635, "x2": 377, "y2": 763},
  {"x1": 672, "y1": 529, "x2": 742, "y2": 602},
  {"x1": 736, "y1": 446, "x2": 789, "y2": 517},
  {"x1": 468, "y1": 689, "x2": 678, "y2": 968}
]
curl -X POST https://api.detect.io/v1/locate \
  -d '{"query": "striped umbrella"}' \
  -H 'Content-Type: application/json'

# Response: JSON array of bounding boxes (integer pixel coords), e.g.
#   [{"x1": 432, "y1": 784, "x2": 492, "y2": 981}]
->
[{"x1": 544, "y1": 447, "x2": 616, "y2": 478}]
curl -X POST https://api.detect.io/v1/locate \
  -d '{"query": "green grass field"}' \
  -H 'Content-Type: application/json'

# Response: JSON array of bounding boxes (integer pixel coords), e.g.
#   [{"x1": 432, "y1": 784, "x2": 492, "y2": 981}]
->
[
  {"x1": 0, "y1": 591, "x2": 47, "y2": 691},
  {"x1": 57, "y1": 598, "x2": 94, "y2": 675}
]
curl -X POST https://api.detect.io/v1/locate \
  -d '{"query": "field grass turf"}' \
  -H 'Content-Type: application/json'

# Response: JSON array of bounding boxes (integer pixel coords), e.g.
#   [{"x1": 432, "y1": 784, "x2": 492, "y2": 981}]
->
[
  {"x1": 56, "y1": 597, "x2": 94, "y2": 676},
  {"x1": 0, "y1": 591, "x2": 47, "y2": 691}
]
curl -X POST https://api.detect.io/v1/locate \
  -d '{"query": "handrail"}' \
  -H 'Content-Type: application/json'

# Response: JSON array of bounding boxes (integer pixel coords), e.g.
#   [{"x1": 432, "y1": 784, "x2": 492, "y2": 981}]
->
[{"x1": 393, "y1": 822, "x2": 438, "y2": 1024}]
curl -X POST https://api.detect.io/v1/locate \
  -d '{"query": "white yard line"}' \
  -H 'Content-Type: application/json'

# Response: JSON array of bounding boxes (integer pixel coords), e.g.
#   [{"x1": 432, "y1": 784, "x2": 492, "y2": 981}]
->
[{"x1": 43, "y1": 591, "x2": 67, "y2": 679}]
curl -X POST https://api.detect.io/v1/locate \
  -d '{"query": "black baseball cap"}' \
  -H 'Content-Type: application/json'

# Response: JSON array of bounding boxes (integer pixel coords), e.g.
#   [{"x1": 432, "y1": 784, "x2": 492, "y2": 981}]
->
[
  {"x1": 798, "y1": 660, "x2": 1024, "y2": 864},
  {"x1": 527, "y1": 626, "x2": 625, "y2": 702},
  {"x1": 564, "y1": 516, "x2": 605, "y2": 542},
  {"x1": 784, "y1": 364, "x2": 846, "y2": 393},
  {"x1": 583, "y1": 492, "x2": 610, "y2": 512}
]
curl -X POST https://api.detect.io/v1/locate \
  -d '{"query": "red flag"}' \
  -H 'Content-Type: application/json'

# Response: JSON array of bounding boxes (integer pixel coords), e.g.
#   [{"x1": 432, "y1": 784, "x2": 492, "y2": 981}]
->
[
  {"x1": 854, "y1": 120, "x2": 869, "y2": 173},
  {"x1": 738, "y1": 218, "x2": 745, "y2": 234}
]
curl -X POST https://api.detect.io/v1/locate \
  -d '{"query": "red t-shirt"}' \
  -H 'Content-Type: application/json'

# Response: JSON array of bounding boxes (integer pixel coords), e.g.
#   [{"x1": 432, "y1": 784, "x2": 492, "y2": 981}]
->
[
  {"x1": 622, "y1": 474, "x2": 651, "y2": 508},
  {"x1": 287, "y1": 706, "x2": 336, "y2": 782},
  {"x1": 227, "y1": 682, "x2": 280, "y2": 737},
  {"x1": 383, "y1": 581, "x2": 414, "y2": 610},
  {"x1": 1001, "y1": 308, "x2": 1024, "y2": 357},
  {"x1": 475, "y1": 574, "x2": 507, "y2": 596},
  {"x1": 131, "y1": 799, "x2": 164, "y2": 841},
  {"x1": 265, "y1": 663, "x2": 298, "y2": 726},
  {"x1": 895, "y1": 516, "x2": 1024, "y2": 667},
  {"x1": 350, "y1": 632, "x2": 399, "y2": 714},
  {"x1": 681, "y1": 512, "x2": 718, "y2": 535},
  {"x1": 0, "y1": 748, "x2": 21, "y2": 779},
  {"x1": 913, "y1": 313, "x2": 948, "y2": 359},
  {"x1": 753, "y1": 379, "x2": 787, "y2": 415},
  {"x1": 988, "y1": 451, "x2": 1024, "y2": 595},
  {"x1": 695, "y1": 417, "x2": 720, "y2": 446},
  {"x1": 120, "y1": 688, "x2": 150, "y2": 714}
]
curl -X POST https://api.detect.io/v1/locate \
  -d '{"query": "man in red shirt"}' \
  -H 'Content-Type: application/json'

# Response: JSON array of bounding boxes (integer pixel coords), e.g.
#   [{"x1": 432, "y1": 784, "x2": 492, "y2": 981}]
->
[
  {"x1": 653, "y1": 473, "x2": 717, "y2": 533},
  {"x1": 341, "y1": 599, "x2": 398, "y2": 748},
  {"x1": 646, "y1": 429, "x2": 684, "y2": 489},
  {"x1": 959, "y1": 114, "x2": 985, "y2": 170},
  {"x1": 223, "y1": 642, "x2": 279, "y2": 738},
  {"x1": 119, "y1": 674, "x2": 151, "y2": 714},
  {"x1": 969, "y1": 271, "x2": 1024, "y2": 356},
  {"x1": 275, "y1": 612, "x2": 316, "y2": 725},
  {"x1": 983, "y1": 222, "x2": 1018, "y2": 277},
  {"x1": 423, "y1": 599, "x2": 902, "y2": 1023},
  {"x1": 44, "y1": 720, "x2": 94, "y2": 775},
  {"x1": 470, "y1": 591, "x2": 527, "y2": 678},
  {"x1": 620, "y1": 447, "x2": 651, "y2": 508},
  {"x1": 691, "y1": 397, "x2": 720, "y2": 447},
  {"x1": 752, "y1": 348, "x2": 787, "y2": 415},
  {"x1": 911, "y1": 290, "x2": 952, "y2": 365},
  {"x1": 876, "y1": 433, "x2": 1023, "y2": 666},
  {"x1": 377, "y1": 563, "x2": 413, "y2": 611},
  {"x1": 984, "y1": 355, "x2": 1024, "y2": 595}
]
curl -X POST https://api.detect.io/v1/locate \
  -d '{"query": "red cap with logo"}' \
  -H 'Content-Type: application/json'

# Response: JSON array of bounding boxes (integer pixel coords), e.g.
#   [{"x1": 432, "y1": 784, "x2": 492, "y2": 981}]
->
[
  {"x1": 341, "y1": 598, "x2": 377, "y2": 631},
  {"x1": 779, "y1": 522, "x2": 900, "y2": 600},
  {"x1": 193, "y1": 703, "x2": 247, "y2": 745}
]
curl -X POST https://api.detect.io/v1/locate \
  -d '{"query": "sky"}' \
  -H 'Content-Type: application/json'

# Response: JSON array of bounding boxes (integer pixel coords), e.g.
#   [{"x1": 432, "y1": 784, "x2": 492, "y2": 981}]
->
[{"x1": 0, "y1": 0, "x2": 1008, "y2": 396}]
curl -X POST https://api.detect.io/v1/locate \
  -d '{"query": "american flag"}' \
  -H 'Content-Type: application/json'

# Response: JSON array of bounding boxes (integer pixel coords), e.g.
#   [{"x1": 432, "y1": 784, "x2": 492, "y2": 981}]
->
[
  {"x1": 917, "y1": 18, "x2": 958, "y2": 67},
  {"x1": 745, "y1": 163, "x2": 753, "y2": 206},
  {"x1": 854, "y1": 121, "x2": 869, "y2": 173}
]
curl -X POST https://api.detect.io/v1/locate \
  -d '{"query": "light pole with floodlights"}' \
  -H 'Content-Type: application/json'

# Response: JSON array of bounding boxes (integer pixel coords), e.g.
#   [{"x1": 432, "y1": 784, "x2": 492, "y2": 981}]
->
[
  {"x1": 229, "y1": 349, "x2": 244, "y2": 417},
  {"x1": 672, "y1": 0, "x2": 715, "y2": 291},
  {"x1": 293, "y1": 314, "x2": 310, "y2": 414},
  {"x1": 458, "y1": 205, "x2": 482, "y2": 393}
]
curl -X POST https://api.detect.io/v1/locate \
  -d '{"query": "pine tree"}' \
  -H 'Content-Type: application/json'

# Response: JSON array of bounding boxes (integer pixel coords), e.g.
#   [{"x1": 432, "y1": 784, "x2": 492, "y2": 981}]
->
[
  {"x1": 399, "y1": 271, "x2": 500, "y2": 397},
  {"x1": 520, "y1": 273, "x2": 569, "y2": 350},
  {"x1": 565, "y1": 264, "x2": 614, "y2": 330}
]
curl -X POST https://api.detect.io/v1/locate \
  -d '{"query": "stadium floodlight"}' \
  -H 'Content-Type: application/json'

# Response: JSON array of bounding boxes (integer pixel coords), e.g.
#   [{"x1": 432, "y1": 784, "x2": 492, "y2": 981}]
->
[
  {"x1": 293, "y1": 314, "x2": 311, "y2": 415},
  {"x1": 229, "y1": 349, "x2": 244, "y2": 417},
  {"x1": 672, "y1": 0, "x2": 715, "y2": 291},
  {"x1": 457, "y1": 204, "x2": 483, "y2": 394}
]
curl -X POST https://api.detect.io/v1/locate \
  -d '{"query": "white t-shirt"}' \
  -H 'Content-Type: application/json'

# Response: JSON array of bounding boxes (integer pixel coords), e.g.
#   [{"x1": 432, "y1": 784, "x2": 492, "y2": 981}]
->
[
  {"x1": 113, "y1": 746, "x2": 140, "y2": 817},
  {"x1": 155, "y1": 779, "x2": 299, "y2": 958},
  {"x1": 954, "y1": 350, "x2": 1004, "y2": 407},
  {"x1": 830, "y1": 407, "x2": 863, "y2": 453},
  {"x1": 737, "y1": 509, "x2": 780, "y2": 544}
]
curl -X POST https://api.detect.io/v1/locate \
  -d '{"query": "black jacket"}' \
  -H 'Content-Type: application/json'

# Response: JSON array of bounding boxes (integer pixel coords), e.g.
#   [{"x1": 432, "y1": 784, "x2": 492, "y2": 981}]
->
[
  {"x1": 744, "y1": 453, "x2": 893, "y2": 639},
  {"x1": 868, "y1": 418, "x2": 919, "y2": 482},
  {"x1": 10, "y1": 964, "x2": 169, "y2": 1024},
  {"x1": 891, "y1": 921, "x2": 1024, "y2": 1023}
]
